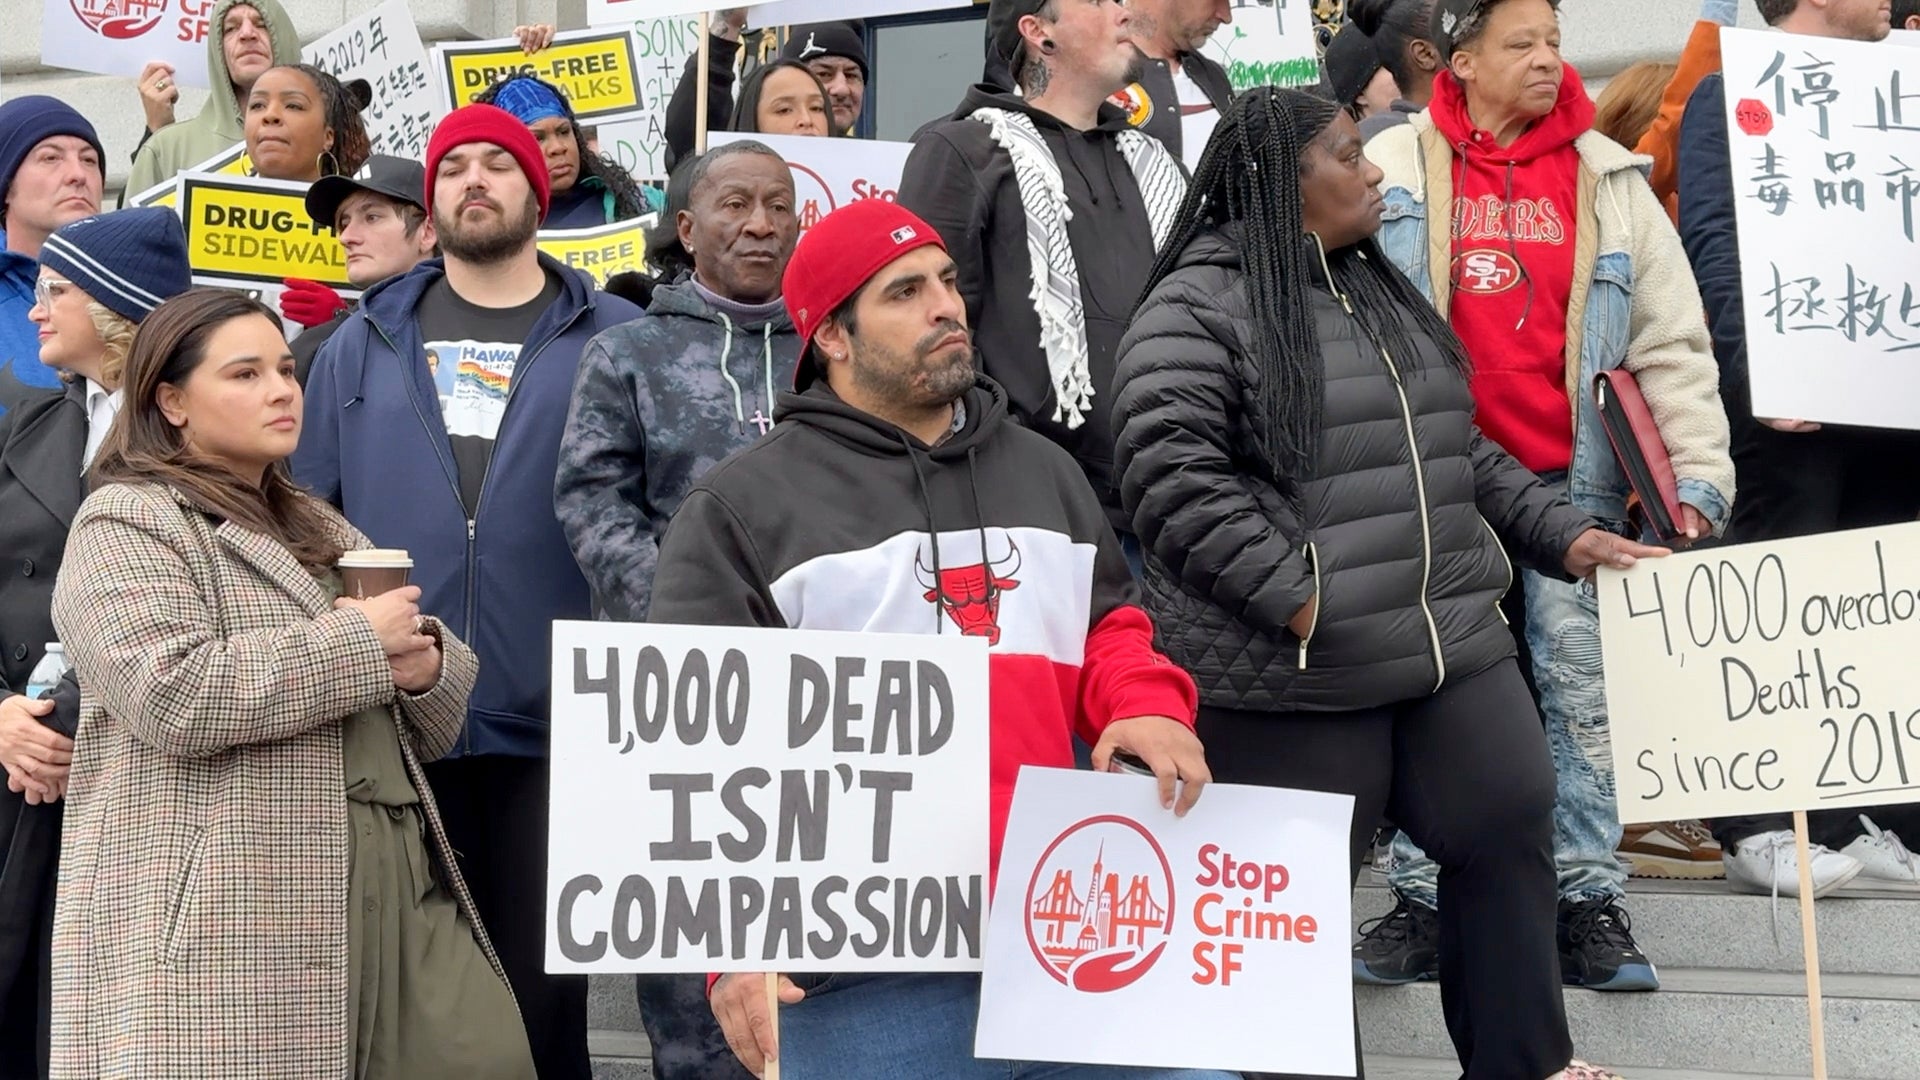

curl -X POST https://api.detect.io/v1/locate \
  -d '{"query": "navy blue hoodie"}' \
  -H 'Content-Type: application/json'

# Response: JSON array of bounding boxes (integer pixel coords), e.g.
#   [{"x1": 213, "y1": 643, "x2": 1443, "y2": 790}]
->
[{"x1": 293, "y1": 255, "x2": 644, "y2": 757}]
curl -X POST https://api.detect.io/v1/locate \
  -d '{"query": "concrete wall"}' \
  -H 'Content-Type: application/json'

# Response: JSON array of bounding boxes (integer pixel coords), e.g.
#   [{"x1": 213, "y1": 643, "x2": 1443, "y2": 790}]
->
[{"x1": 1, "y1": 0, "x2": 1758, "y2": 192}]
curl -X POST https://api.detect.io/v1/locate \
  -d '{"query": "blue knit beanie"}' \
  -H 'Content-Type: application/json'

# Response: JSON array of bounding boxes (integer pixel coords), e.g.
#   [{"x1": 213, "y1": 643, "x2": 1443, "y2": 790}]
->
[
  {"x1": 0, "y1": 96, "x2": 105, "y2": 207},
  {"x1": 38, "y1": 208, "x2": 193, "y2": 324}
]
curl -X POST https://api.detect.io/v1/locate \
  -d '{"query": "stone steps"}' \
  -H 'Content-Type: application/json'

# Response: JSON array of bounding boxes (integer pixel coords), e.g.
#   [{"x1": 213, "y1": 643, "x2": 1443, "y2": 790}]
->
[
  {"x1": 585, "y1": 877, "x2": 1920, "y2": 1078},
  {"x1": 1355, "y1": 878, "x2": 1920, "y2": 1079}
]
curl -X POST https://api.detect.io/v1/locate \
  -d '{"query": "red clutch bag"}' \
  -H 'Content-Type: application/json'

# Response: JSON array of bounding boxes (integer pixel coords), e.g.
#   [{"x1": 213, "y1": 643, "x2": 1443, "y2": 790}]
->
[{"x1": 1593, "y1": 369, "x2": 1684, "y2": 542}]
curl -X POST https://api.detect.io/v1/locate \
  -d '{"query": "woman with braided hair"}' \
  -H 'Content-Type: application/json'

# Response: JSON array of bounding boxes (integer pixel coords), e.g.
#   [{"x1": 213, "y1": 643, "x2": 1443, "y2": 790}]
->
[{"x1": 1111, "y1": 87, "x2": 1649, "y2": 1080}]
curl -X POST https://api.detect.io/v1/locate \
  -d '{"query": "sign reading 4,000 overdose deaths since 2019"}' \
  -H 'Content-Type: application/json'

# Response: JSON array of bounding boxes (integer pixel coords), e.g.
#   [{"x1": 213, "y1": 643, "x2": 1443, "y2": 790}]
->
[
  {"x1": 1601, "y1": 523, "x2": 1920, "y2": 824},
  {"x1": 545, "y1": 622, "x2": 990, "y2": 974},
  {"x1": 434, "y1": 26, "x2": 647, "y2": 124},
  {"x1": 176, "y1": 173, "x2": 352, "y2": 292}
]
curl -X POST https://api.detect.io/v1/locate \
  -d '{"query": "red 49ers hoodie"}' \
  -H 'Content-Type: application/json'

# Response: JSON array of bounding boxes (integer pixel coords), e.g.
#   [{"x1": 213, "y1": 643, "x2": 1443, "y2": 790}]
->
[
  {"x1": 1429, "y1": 66, "x2": 1595, "y2": 473},
  {"x1": 648, "y1": 373, "x2": 1198, "y2": 884}
]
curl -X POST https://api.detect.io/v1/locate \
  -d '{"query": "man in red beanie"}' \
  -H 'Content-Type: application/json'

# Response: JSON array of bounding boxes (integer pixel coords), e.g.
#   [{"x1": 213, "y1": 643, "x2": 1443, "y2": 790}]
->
[
  {"x1": 293, "y1": 102, "x2": 641, "y2": 1080},
  {"x1": 646, "y1": 199, "x2": 1224, "y2": 1080}
]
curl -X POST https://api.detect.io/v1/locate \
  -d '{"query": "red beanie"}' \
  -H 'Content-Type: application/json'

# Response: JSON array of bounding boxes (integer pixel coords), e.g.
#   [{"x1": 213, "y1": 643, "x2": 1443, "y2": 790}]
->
[
  {"x1": 424, "y1": 103, "x2": 552, "y2": 222},
  {"x1": 783, "y1": 200, "x2": 948, "y2": 389}
]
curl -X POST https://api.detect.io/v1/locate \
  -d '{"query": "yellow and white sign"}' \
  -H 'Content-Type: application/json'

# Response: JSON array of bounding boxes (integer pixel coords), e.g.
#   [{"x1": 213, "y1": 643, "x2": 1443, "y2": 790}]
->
[
  {"x1": 538, "y1": 216, "x2": 656, "y2": 288},
  {"x1": 128, "y1": 143, "x2": 252, "y2": 209},
  {"x1": 177, "y1": 173, "x2": 351, "y2": 291},
  {"x1": 435, "y1": 27, "x2": 646, "y2": 123}
]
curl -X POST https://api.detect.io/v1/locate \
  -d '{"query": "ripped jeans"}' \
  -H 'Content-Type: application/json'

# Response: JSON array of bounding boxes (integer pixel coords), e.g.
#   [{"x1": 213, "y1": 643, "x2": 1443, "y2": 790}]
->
[{"x1": 1388, "y1": 565, "x2": 1625, "y2": 908}]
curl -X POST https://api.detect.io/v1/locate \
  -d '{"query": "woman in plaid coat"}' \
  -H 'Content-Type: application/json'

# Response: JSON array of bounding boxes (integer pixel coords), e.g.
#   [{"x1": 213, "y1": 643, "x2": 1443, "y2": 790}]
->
[{"x1": 48, "y1": 290, "x2": 534, "y2": 1079}]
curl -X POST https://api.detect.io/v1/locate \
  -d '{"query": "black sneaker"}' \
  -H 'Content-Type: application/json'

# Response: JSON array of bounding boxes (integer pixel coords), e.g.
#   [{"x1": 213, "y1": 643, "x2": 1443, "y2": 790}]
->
[
  {"x1": 1559, "y1": 897, "x2": 1660, "y2": 991},
  {"x1": 1352, "y1": 893, "x2": 1440, "y2": 985}
]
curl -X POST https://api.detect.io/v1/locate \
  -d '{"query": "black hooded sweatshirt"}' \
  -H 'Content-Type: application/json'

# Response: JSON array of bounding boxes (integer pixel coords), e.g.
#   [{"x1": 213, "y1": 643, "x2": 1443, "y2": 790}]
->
[
  {"x1": 898, "y1": 85, "x2": 1161, "y2": 534},
  {"x1": 647, "y1": 374, "x2": 1197, "y2": 877}
]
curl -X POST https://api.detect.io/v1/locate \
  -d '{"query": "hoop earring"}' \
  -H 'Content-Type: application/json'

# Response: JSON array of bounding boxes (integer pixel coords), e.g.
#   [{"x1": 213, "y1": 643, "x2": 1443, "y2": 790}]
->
[{"x1": 317, "y1": 149, "x2": 341, "y2": 178}]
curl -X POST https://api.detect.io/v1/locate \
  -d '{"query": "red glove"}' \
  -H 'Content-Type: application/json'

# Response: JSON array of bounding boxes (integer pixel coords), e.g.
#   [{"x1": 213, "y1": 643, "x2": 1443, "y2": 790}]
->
[{"x1": 279, "y1": 278, "x2": 348, "y2": 328}]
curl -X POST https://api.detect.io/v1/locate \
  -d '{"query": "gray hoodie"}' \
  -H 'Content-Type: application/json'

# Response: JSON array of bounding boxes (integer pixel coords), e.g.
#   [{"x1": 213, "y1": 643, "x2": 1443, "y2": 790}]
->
[{"x1": 555, "y1": 279, "x2": 800, "y2": 622}]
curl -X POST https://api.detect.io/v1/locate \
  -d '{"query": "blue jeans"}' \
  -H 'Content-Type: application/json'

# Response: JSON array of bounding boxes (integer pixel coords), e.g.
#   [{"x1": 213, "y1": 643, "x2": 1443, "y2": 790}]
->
[
  {"x1": 1388, "y1": 567, "x2": 1625, "y2": 907},
  {"x1": 779, "y1": 972, "x2": 1238, "y2": 1080}
]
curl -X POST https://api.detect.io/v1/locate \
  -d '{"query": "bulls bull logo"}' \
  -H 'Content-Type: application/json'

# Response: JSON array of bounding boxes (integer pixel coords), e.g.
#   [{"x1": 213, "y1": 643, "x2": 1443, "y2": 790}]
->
[{"x1": 914, "y1": 531, "x2": 1022, "y2": 645}]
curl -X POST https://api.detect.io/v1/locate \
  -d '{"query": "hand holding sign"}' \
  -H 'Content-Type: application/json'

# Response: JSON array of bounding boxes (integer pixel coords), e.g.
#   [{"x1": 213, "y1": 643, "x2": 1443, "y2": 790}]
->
[
  {"x1": 710, "y1": 971, "x2": 805, "y2": 1078},
  {"x1": 1092, "y1": 716, "x2": 1211, "y2": 816},
  {"x1": 1563, "y1": 528, "x2": 1670, "y2": 579}
]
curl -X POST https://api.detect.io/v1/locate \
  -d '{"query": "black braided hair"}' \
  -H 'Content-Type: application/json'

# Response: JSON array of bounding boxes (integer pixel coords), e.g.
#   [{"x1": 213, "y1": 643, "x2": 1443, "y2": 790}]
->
[
  {"x1": 472, "y1": 74, "x2": 652, "y2": 221},
  {"x1": 1140, "y1": 86, "x2": 1470, "y2": 480},
  {"x1": 1347, "y1": 0, "x2": 1434, "y2": 93}
]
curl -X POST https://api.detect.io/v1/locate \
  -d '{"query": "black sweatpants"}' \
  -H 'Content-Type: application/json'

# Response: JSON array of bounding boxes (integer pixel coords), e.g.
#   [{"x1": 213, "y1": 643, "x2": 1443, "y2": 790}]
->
[
  {"x1": 424, "y1": 754, "x2": 591, "y2": 1080},
  {"x1": 1714, "y1": 417, "x2": 1920, "y2": 851},
  {"x1": 1201, "y1": 660, "x2": 1570, "y2": 1080}
]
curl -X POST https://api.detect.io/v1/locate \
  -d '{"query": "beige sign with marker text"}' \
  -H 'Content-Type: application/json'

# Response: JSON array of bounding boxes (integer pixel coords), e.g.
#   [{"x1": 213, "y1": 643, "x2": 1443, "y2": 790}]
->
[{"x1": 1600, "y1": 522, "x2": 1920, "y2": 823}]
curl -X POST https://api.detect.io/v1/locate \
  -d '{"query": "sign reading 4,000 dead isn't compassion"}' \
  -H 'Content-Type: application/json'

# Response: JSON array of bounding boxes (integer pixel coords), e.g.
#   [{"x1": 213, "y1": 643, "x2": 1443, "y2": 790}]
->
[{"x1": 545, "y1": 622, "x2": 990, "y2": 974}]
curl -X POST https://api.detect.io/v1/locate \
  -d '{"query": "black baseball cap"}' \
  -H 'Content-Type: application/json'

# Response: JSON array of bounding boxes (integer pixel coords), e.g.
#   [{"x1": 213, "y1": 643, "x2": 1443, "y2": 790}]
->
[
  {"x1": 987, "y1": 0, "x2": 1051, "y2": 72},
  {"x1": 1429, "y1": 0, "x2": 1559, "y2": 59},
  {"x1": 305, "y1": 154, "x2": 429, "y2": 230}
]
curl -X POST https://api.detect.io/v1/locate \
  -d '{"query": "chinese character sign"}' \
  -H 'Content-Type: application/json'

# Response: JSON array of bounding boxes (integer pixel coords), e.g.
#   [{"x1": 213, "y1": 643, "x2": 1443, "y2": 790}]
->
[
  {"x1": 1599, "y1": 523, "x2": 1920, "y2": 823},
  {"x1": 1723, "y1": 29, "x2": 1920, "y2": 430},
  {"x1": 545, "y1": 622, "x2": 990, "y2": 974},
  {"x1": 302, "y1": 1, "x2": 438, "y2": 163}
]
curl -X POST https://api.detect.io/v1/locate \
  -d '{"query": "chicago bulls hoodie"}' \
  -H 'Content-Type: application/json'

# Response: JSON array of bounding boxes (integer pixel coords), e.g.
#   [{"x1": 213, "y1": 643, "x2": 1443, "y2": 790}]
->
[
  {"x1": 648, "y1": 373, "x2": 1198, "y2": 881},
  {"x1": 1428, "y1": 67, "x2": 1593, "y2": 473}
]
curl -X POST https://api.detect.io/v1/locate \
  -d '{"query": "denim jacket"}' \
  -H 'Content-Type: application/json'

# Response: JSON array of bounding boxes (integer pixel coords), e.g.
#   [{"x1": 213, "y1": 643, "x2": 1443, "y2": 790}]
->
[{"x1": 1369, "y1": 114, "x2": 1734, "y2": 534}]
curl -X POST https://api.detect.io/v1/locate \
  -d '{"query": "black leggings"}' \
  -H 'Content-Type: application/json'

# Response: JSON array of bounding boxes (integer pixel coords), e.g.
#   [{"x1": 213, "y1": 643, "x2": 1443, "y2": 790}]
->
[{"x1": 1200, "y1": 659, "x2": 1571, "y2": 1080}]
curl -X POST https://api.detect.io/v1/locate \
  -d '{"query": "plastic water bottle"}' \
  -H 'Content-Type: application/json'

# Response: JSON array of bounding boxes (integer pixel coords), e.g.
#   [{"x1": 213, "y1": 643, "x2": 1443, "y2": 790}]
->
[{"x1": 24, "y1": 643, "x2": 69, "y2": 700}]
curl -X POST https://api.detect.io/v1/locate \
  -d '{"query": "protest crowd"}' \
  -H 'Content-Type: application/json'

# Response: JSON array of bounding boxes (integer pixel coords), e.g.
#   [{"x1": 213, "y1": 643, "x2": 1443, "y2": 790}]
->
[{"x1": 0, "y1": 0, "x2": 1917, "y2": 1077}]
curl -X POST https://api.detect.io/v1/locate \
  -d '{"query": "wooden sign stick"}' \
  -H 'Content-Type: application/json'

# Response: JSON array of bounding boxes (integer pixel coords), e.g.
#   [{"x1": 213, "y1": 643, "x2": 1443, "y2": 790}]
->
[
  {"x1": 763, "y1": 971, "x2": 783, "y2": 1080},
  {"x1": 1792, "y1": 809, "x2": 1830, "y2": 1080},
  {"x1": 694, "y1": 14, "x2": 713, "y2": 155}
]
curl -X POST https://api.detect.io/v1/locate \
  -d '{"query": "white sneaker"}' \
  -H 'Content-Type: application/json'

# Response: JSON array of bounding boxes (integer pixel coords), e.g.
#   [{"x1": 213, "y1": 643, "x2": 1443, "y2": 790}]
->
[
  {"x1": 1839, "y1": 816, "x2": 1920, "y2": 891},
  {"x1": 1724, "y1": 830, "x2": 1863, "y2": 898}
]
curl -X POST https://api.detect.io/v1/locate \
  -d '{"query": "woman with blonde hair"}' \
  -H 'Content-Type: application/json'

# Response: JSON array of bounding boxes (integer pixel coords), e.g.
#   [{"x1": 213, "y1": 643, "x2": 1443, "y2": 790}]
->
[
  {"x1": 0, "y1": 207, "x2": 192, "y2": 1078},
  {"x1": 1592, "y1": 60, "x2": 1677, "y2": 149},
  {"x1": 47, "y1": 288, "x2": 535, "y2": 1078}
]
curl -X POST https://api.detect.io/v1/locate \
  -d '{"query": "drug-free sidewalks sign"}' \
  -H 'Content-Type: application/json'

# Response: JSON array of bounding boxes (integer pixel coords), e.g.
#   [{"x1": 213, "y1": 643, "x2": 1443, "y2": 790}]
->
[{"x1": 176, "y1": 172, "x2": 353, "y2": 292}]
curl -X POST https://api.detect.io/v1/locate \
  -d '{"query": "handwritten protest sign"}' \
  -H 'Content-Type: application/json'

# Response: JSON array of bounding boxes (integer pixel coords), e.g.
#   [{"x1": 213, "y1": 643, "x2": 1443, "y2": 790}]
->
[
  {"x1": 303, "y1": 0, "x2": 437, "y2": 163},
  {"x1": 977, "y1": 768, "x2": 1354, "y2": 1076},
  {"x1": 1721, "y1": 29, "x2": 1920, "y2": 430},
  {"x1": 582, "y1": 14, "x2": 705, "y2": 182},
  {"x1": 127, "y1": 142, "x2": 251, "y2": 209},
  {"x1": 1202, "y1": 0, "x2": 1319, "y2": 93},
  {"x1": 176, "y1": 173, "x2": 351, "y2": 291},
  {"x1": 1600, "y1": 523, "x2": 1920, "y2": 823},
  {"x1": 709, "y1": 132, "x2": 912, "y2": 233},
  {"x1": 435, "y1": 27, "x2": 648, "y2": 124},
  {"x1": 538, "y1": 216, "x2": 656, "y2": 287},
  {"x1": 40, "y1": 0, "x2": 214, "y2": 87},
  {"x1": 545, "y1": 622, "x2": 990, "y2": 974}
]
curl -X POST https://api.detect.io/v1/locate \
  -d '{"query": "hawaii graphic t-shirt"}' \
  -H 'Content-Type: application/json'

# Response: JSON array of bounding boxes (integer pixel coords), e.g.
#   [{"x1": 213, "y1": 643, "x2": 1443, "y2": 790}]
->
[{"x1": 417, "y1": 271, "x2": 562, "y2": 516}]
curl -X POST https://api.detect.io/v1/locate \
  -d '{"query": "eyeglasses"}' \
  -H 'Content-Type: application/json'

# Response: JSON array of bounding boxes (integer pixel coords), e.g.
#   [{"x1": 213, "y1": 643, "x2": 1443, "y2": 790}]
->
[{"x1": 33, "y1": 277, "x2": 72, "y2": 310}]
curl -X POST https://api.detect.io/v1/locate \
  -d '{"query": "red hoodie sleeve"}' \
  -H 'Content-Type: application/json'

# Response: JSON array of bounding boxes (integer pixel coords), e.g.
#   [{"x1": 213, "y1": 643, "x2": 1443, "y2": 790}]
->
[{"x1": 1073, "y1": 535, "x2": 1199, "y2": 747}]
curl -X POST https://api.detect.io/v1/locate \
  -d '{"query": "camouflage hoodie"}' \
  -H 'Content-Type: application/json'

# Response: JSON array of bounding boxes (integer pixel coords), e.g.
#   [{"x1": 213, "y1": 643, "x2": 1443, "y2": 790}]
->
[{"x1": 556, "y1": 279, "x2": 800, "y2": 623}]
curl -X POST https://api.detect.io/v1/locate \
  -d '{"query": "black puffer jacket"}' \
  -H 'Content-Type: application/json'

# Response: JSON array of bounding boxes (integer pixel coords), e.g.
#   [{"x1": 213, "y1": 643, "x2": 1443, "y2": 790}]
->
[{"x1": 1113, "y1": 227, "x2": 1594, "y2": 712}]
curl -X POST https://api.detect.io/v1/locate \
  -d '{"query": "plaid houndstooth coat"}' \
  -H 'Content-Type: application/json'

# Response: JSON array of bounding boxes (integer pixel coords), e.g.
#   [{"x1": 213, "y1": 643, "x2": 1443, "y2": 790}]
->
[{"x1": 47, "y1": 481, "x2": 508, "y2": 1078}]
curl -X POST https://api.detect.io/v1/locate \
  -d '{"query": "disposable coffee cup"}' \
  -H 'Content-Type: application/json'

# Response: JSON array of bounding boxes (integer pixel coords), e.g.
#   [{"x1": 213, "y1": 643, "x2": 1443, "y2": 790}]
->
[{"x1": 338, "y1": 549, "x2": 412, "y2": 599}]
